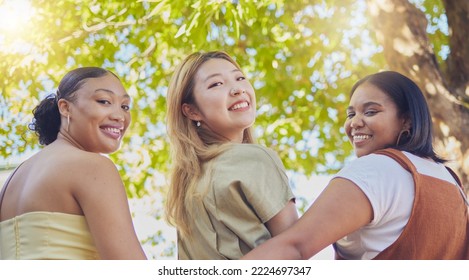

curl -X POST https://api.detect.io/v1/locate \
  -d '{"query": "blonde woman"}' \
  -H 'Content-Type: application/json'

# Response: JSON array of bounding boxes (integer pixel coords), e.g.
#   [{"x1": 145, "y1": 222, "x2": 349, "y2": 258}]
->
[{"x1": 165, "y1": 51, "x2": 298, "y2": 259}]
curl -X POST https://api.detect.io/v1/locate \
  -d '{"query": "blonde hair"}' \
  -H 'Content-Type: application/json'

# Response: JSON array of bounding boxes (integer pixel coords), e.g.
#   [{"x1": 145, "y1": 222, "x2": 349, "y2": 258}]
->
[{"x1": 165, "y1": 51, "x2": 255, "y2": 239}]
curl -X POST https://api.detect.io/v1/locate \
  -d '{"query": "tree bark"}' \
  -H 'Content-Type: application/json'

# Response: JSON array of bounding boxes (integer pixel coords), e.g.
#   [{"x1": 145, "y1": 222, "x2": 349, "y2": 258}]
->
[
  {"x1": 365, "y1": 0, "x2": 469, "y2": 193},
  {"x1": 441, "y1": 0, "x2": 469, "y2": 101}
]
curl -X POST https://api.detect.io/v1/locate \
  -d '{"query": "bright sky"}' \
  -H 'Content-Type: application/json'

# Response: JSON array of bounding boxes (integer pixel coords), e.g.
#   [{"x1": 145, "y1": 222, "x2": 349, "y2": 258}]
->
[{"x1": 0, "y1": 0, "x2": 35, "y2": 37}]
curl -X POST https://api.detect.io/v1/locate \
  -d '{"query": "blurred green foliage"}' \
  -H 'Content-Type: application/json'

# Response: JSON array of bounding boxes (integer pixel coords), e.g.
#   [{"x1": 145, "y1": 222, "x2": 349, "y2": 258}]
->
[{"x1": 0, "y1": 0, "x2": 450, "y2": 198}]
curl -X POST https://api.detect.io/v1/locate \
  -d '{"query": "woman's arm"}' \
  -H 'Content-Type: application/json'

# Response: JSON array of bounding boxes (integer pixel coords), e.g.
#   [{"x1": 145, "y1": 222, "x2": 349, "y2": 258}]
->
[
  {"x1": 242, "y1": 178, "x2": 373, "y2": 259},
  {"x1": 265, "y1": 199, "x2": 298, "y2": 236},
  {"x1": 72, "y1": 155, "x2": 147, "y2": 260}
]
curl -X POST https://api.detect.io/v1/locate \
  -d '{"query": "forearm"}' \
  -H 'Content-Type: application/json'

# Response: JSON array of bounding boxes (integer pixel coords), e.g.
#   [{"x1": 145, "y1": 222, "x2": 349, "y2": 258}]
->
[{"x1": 242, "y1": 236, "x2": 304, "y2": 260}]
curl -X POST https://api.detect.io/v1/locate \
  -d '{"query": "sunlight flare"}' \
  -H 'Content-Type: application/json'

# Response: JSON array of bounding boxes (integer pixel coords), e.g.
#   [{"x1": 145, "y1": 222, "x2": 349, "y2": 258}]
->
[{"x1": 0, "y1": 0, "x2": 36, "y2": 35}]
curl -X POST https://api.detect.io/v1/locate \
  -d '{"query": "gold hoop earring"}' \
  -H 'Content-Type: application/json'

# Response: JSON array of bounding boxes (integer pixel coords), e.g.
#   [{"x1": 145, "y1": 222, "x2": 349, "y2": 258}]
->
[
  {"x1": 396, "y1": 129, "x2": 410, "y2": 146},
  {"x1": 67, "y1": 115, "x2": 70, "y2": 132}
]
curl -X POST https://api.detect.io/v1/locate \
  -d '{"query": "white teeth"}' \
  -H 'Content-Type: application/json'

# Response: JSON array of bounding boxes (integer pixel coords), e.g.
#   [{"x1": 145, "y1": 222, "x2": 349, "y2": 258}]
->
[
  {"x1": 353, "y1": 135, "x2": 370, "y2": 140},
  {"x1": 104, "y1": 127, "x2": 121, "y2": 134},
  {"x1": 230, "y1": 102, "x2": 248, "y2": 110}
]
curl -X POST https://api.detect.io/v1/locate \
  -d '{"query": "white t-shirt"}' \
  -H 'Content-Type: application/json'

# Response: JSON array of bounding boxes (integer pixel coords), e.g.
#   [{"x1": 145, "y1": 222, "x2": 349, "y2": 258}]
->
[{"x1": 332, "y1": 152, "x2": 459, "y2": 259}]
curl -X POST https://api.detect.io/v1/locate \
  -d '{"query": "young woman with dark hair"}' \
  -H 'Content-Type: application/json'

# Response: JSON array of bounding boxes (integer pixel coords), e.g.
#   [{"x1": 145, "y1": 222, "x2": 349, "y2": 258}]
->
[
  {"x1": 0, "y1": 67, "x2": 146, "y2": 260},
  {"x1": 243, "y1": 71, "x2": 469, "y2": 260}
]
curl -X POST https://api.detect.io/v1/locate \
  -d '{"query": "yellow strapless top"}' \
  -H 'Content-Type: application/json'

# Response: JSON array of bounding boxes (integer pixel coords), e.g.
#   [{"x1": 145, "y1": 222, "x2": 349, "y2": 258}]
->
[{"x1": 0, "y1": 212, "x2": 99, "y2": 260}]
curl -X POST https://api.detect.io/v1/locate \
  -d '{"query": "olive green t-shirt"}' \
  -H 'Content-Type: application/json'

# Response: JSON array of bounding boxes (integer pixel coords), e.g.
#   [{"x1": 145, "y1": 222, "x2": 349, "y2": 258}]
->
[{"x1": 178, "y1": 143, "x2": 295, "y2": 260}]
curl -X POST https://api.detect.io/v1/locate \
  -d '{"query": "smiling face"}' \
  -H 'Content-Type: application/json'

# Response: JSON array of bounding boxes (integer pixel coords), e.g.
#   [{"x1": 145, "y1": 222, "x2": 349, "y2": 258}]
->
[
  {"x1": 66, "y1": 74, "x2": 131, "y2": 154},
  {"x1": 183, "y1": 58, "x2": 256, "y2": 143},
  {"x1": 345, "y1": 82, "x2": 408, "y2": 157}
]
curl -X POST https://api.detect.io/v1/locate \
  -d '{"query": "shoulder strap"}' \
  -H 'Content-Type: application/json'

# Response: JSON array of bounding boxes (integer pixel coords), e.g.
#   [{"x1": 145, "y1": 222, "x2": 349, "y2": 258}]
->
[
  {"x1": 444, "y1": 166, "x2": 463, "y2": 187},
  {"x1": 373, "y1": 148, "x2": 418, "y2": 174},
  {"x1": 374, "y1": 149, "x2": 469, "y2": 207},
  {"x1": 445, "y1": 166, "x2": 469, "y2": 207},
  {"x1": 0, "y1": 162, "x2": 25, "y2": 214}
]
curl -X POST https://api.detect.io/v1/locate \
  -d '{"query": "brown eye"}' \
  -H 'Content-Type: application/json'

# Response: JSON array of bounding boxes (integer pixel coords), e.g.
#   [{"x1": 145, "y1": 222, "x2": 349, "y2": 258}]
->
[
  {"x1": 208, "y1": 82, "x2": 222, "y2": 89},
  {"x1": 365, "y1": 110, "x2": 378, "y2": 116}
]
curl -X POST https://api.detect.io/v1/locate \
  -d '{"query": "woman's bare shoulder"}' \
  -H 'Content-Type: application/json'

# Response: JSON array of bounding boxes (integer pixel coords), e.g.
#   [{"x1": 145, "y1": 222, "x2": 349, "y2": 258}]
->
[{"x1": 43, "y1": 147, "x2": 120, "y2": 186}]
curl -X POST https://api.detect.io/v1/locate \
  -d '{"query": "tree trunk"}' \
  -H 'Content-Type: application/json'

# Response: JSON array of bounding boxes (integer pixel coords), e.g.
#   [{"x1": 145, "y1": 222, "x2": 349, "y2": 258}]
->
[
  {"x1": 365, "y1": 0, "x2": 469, "y2": 194},
  {"x1": 442, "y1": 0, "x2": 469, "y2": 101}
]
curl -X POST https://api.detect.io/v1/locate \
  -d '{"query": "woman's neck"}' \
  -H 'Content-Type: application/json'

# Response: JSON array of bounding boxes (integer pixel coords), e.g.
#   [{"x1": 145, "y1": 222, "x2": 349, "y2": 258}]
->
[{"x1": 56, "y1": 130, "x2": 85, "y2": 151}]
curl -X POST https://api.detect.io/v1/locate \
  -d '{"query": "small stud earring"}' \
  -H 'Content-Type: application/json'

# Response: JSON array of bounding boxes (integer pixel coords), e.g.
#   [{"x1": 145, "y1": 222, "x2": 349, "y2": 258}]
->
[{"x1": 196, "y1": 121, "x2": 201, "y2": 127}]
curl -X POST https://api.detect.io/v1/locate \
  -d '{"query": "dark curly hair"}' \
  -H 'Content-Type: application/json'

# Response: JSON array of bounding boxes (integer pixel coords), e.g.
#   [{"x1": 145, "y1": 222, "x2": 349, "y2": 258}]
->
[{"x1": 30, "y1": 67, "x2": 117, "y2": 145}]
